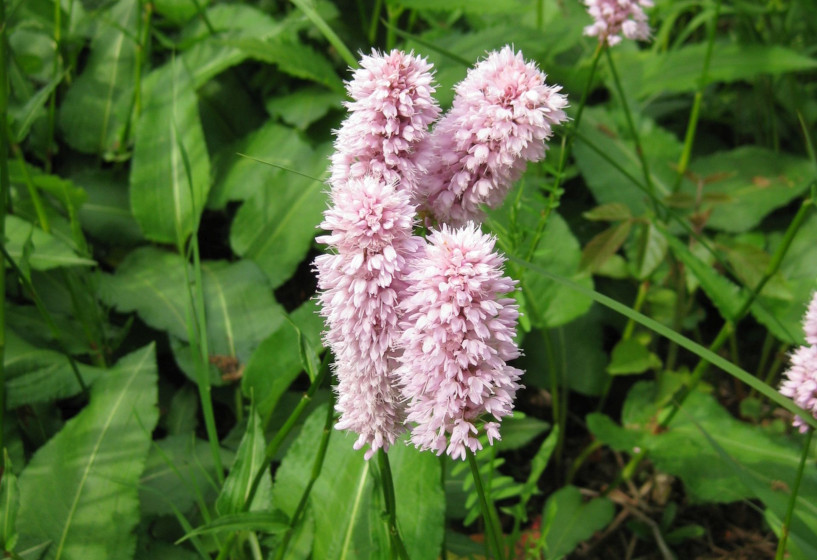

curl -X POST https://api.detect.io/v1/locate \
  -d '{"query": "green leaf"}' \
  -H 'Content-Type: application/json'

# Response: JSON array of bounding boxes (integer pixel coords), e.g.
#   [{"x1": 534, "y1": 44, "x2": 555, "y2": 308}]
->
[
  {"x1": 4, "y1": 216, "x2": 95, "y2": 270},
  {"x1": 100, "y1": 248, "x2": 285, "y2": 366},
  {"x1": 16, "y1": 345, "x2": 159, "y2": 560},
  {"x1": 230, "y1": 144, "x2": 330, "y2": 288},
  {"x1": 580, "y1": 221, "x2": 632, "y2": 273},
  {"x1": 265, "y1": 88, "x2": 343, "y2": 130},
  {"x1": 633, "y1": 222, "x2": 668, "y2": 280},
  {"x1": 221, "y1": 38, "x2": 344, "y2": 93},
  {"x1": 140, "y1": 435, "x2": 231, "y2": 517},
  {"x1": 209, "y1": 122, "x2": 316, "y2": 208},
  {"x1": 130, "y1": 63, "x2": 210, "y2": 244},
  {"x1": 573, "y1": 108, "x2": 681, "y2": 216},
  {"x1": 389, "y1": 444, "x2": 445, "y2": 560},
  {"x1": 665, "y1": 233, "x2": 745, "y2": 322},
  {"x1": 216, "y1": 410, "x2": 271, "y2": 515},
  {"x1": 540, "y1": 485, "x2": 614, "y2": 560},
  {"x1": 0, "y1": 451, "x2": 20, "y2": 552},
  {"x1": 681, "y1": 147, "x2": 813, "y2": 233},
  {"x1": 74, "y1": 168, "x2": 143, "y2": 246},
  {"x1": 582, "y1": 202, "x2": 632, "y2": 222},
  {"x1": 241, "y1": 320, "x2": 305, "y2": 420},
  {"x1": 12, "y1": 71, "x2": 65, "y2": 144},
  {"x1": 273, "y1": 405, "x2": 377, "y2": 559},
  {"x1": 398, "y1": 0, "x2": 529, "y2": 14},
  {"x1": 607, "y1": 338, "x2": 661, "y2": 375},
  {"x1": 58, "y1": 0, "x2": 138, "y2": 155},
  {"x1": 586, "y1": 413, "x2": 643, "y2": 453},
  {"x1": 495, "y1": 414, "x2": 550, "y2": 451},
  {"x1": 179, "y1": 512, "x2": 289, "y2": 542},
  {"x1": 164, "y1": 386, "x2": 199, "y2": 436},
  {"x1": 4, "y1": 330, "x2": 103, "y2": 408},
  {"x1": 153, "y1": 0, "x2": 210, "y2": 24},
  {"x1": 635, "y1": 43, "x2": 817, "y2": 98}
]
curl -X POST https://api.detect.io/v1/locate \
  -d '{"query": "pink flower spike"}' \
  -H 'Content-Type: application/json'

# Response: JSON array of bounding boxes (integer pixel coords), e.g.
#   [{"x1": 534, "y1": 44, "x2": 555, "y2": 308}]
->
[
  {"x1": 780, "y1": 345, "x2": 817, "y2": 433},
  {"x1": 330, "y1": 50, "x2": 441, "y2": 196},
  {"x1": 804, "y1": 291, "x2": 817, "y2": 346},
  {"x1": 583, "y1": 0, "x2": 653, "y2": 47},
  {"x1": 397, "y1": 223, "x2": 523, "y2": 459},
  {"x1": 315, "y1": 175, "x2": 424, "y2": 458},
  {"x1": 417, "y1": 46, "x2": 568, "y2": 226}
]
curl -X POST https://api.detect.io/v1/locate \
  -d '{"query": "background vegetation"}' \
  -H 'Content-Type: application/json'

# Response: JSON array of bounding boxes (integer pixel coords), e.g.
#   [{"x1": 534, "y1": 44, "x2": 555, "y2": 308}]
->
[{"x1": 1, "y1": 0, "x2": 817, "y2": 558}]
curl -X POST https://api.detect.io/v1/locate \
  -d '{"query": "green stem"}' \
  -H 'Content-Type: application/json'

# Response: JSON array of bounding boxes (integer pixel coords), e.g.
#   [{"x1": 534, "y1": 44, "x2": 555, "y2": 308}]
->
[
  {"x1": 775, "y1": 429, "x2": 813, "y2": 560},
  {"x1": 46, "y1": 0, "x2": 62, "y2": 172},
  {"x1": 525, "y1": 42, "x2": 604, "y2": 262},
  {"x1": 368, "y1": 0, "x2": 382, "y2": 44},
  {"x1": 672, "y1": 0, "x2": 722, "y2": 192},
  {"x1": 10, "y1": 144, "x2": 50, "y2": 233},
  {"x1": 378, "y1": 451, "x2": 410, "y2": 560},
  {"x1": 604, "y1": 48, "x2": 657, "y2": 216},
  {"x1": 275, "y1": 393, "x2": 335, "y2": 560},
  {"x1": 217, "y1": 354, "x2": 330, "y2": 560},
  {"x1": 0, "y1": 0, "x2": 9, "y2": 455},
  {"x1": 466, "y1": 450, "x2": 504, "y2": 560}
]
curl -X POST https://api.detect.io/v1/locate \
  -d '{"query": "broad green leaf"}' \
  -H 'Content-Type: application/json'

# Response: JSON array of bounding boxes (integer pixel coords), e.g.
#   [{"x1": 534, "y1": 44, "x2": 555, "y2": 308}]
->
[
  {"x1": 242, "y1": 321, "x2": 308, "y2": 421},
  {"x1": 722, "y1": 240, "x2": 790, "y2": 301},
  {"x1": 4, "y1": 216, "x2": 95, "y2": 270},
  {"x1": 164, "y1": 386, "x2": 199, "y2": 436},
  {"x1": 586, "y1": 412, "x2": 643, "y2": 452},
  {"x1": 209, "y1": 122, "x2": 316, "y2": 208},
  {"x1": 0, "y1": 451, "x2": 19, "y2": 552},
  {"x1": 4, "y1": 330, "x2": 103, "y2": 408},
  {"x1": 230, "y1": 144, "x2": 330, "y2": 288},
  {"x1": 540, "y1": 485, "x2": 614, "y2": 560},
  {"x1": 580, "y1": 221, "x2": 632, "y2": 273},
  {"x1": 582, "y1": 202, "x2": 632, "y2": 222},
  {"x1": 573, "y1": 108, "x2": 681, "y2": 216},
  {"x1": 636, "y1": 43, "x2": 817, "y2": 98},
  {"x1": 681, "y1": 147, "x2": 813, "y2": 233},
  {"x1": 631, "y1": 222, "x2": 668, "y2": 280},
  {"x1": 607, "y1": 338, "x2": 661, "y2": 376},
  {"x1": 74, "y1": 168, "x2": 142, "y2": 246},
  {"x1": 12, "y1": 71, "x2": 65, "y2": 143},
  {"x1": 134, "y1": 537, "x2": 200, "y2": 560},
  {"x1": 751, "y1": 213, "x2": 817, "y2": 344},
  {"x1": 389, "y1": 444, "x2": 445, "y2": 560},
  {"x1": 665, "y1": 233, "x2": 745, "y2": 322},
  {"x1": 99, "y1": 247, "x2": 285, "y2": 366},
  {"x1": 222, "y1": 38, "x2": 344, "y2": 93},
  {"x1": 495, "y1": 414, "x2": 550, "y2": 451},
  {"x1": 273, "y1": 405, "x2": 378, "y2": 559},
  {"x1": 16, "y1": 345, "x2": 159, "y2": 560},
  {"x1": 265, "y1": 88, "x2": 343, "y2": 130},
  {"x1": 622, "y1": 380, "x2": 817, "y2": 506},
  {"x1": 140, "y1": 435, "x2": 231, "y2": 517},
  {"x1": 180, "y1": 512, "x2": 289, "y2": 541},
  {"x1": 216, "y1": 410, "x2": 271, "y2": 515},
  {"x1": 153, "y1": 0, "x2": 210, "y2": 24},
  {"x1": 130, "y1": 64, "x2": 210, "y2": 244},
  {"x1": 58, "y1": 0, "x2": 137, "y2": 155}
]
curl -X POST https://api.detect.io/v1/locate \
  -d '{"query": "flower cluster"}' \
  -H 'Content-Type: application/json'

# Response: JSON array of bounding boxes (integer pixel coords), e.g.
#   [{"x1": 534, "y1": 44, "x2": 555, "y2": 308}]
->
[
  {"x1": 316, "y1": 47, "x2": 561, "y2": 459},
  {"x1": 416, "y1": 46, "x2": 568, "y2": 225},
  {"x1": 397, "y1": 224, "x2": 523, "y2": 459},
  {"x1": 779, "y1": 292, "x2": 817, "y2": 432},
  {"x1": 330, "y1": 49, "x2": 440, "y2": 195},
  {"x1": 583, "y1": 0, "x2": 653, "y2": 46},
  {"x1": 315, "y1": 176, "x2": 423, "y2": 458}
]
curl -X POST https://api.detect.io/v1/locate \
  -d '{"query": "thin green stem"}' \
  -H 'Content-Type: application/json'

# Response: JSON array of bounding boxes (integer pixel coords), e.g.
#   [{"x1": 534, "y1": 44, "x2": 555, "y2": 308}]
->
[
  {"x1": 605, "y1": 48, "x2": 657, "y2": 216},
  {"x1": 775, "y1": 429, "x2": 813, "y2": 560},
  {"x1": 368, "y1": 0, "x2": 382, "y2": 44},
  {"x1": 466, "y1": 450, "x2": 504, "y2": 560},
  {"x1": 378, "y1": 451, "x2": 410, "y2": 560},
  {"x1": 289, "y1": 0, "x2": 358, "y2": 69},
  {"x1": 0, "y1": 0, "x2": 9, "y2": 455},
  {"x1": 275, "y1": 394, "x2": 335, "y2": 560},
  {"x1": 46, "y1": 0, "x2": 62, "y2": 172},
  {"x1": 672, "y1": 0, "x2": 722, "y2": 192},
  {"x1": 525, "y1": 42, "x2": 604, "y2": 262},
  {"x1": 10, "y1": 144, "x2": 50, "y2": 233}
]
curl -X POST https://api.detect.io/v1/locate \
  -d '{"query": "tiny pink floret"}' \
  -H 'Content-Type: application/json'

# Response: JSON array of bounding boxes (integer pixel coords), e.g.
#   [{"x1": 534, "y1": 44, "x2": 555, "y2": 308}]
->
[
  {"x1": 396, "y1": 223, "x2": 523, "y2": 459},
  {"x1": 804, "y1": 291, "x2": 817, "y2": 346}
]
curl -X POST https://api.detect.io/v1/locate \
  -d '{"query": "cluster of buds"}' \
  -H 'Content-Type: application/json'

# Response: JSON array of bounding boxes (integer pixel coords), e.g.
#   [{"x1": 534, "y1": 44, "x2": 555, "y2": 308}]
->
[{"x1": 314, "y1": 46, "x2": 569, "y2": 459}]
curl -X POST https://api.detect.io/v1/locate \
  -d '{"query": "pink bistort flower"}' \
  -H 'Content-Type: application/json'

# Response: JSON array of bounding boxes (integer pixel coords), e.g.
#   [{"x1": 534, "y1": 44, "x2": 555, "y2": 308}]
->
[
  {"x1": 416, "y1": 46, "x2": 568, "y2": 226},
  {"x1": 780, "y1": 345, "x2": 817, "y2": 433},
  {"x1": 330, "y1": 50, "x2": 441, "y2": 196},
  {"x1": 583, "y1": 0, "x2": 653, "y2": 47},
  {"x1": 804, "y1": 291, "x2": 817, "y2": 346},
  {"x1": 315, "y1": 175, "x2": 424, "y2": 458},
  {"x1": 396, "y1": 223, "x2": 523, "y2": 460}
]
